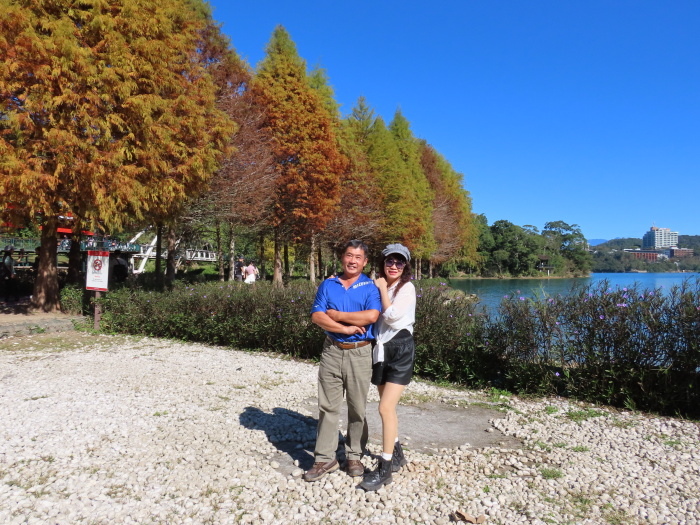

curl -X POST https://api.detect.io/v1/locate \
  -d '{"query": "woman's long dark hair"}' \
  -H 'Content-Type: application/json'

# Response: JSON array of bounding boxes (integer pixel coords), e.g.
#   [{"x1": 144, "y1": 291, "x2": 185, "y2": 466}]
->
[{"x1": 378, "y1": 253, "x2": 411, "y2": 298}]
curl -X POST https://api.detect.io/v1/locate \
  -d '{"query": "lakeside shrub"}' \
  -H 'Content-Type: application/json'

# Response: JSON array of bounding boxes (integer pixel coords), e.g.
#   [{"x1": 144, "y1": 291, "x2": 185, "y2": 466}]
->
[
  {"x1": 413, "y1": 282, "x2": 493, "y2": 386},
  {"x1": 489, "y1": 279, "x2": 700, "y2": 416},
  {"x1": 95, "y1": 277, "x2": 700, "y2": 417}
]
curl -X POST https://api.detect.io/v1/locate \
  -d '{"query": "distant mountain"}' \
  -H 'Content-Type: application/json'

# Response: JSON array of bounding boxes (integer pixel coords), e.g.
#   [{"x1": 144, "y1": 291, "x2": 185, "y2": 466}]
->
[
  {"x1": 592, "y1": 235, "x2": 700, "y2": 252},
  {"x1": 593, "y1": 238, "x2": 643, "y2": 251},
  {"x1": 587, "y1": 239, "x2": 608, "y2": 246}
]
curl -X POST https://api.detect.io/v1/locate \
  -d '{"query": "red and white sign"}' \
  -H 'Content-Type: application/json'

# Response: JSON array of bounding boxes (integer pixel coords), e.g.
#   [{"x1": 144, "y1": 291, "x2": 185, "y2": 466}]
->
[{"x1": 86, "y1": 250, "x2": 110, "y2": 291}]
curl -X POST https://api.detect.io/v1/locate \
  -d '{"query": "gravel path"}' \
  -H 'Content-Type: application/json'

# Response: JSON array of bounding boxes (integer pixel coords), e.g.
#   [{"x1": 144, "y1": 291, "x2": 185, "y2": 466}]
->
[{"x1": 0, "y1": 333, "x2": 698, "y2": 524}]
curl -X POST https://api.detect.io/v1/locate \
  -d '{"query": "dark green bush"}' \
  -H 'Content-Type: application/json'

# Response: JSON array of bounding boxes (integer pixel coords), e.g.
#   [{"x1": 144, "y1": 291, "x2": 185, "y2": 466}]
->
[
  {"x1": 59, "y1": 284, "x2": 89, "y2": 315},
  {"x1": 95, "y1": 276, "x2": 700, "y2": 418},
  {"x1": 99, "y1": 281, "x2": 322, "y2": 359}
]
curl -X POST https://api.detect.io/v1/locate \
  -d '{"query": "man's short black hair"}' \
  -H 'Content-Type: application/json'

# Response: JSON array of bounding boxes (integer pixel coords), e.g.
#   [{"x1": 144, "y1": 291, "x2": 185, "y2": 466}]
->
[{"x1": 342, "y1": 239, "x2": 369, "y2": 258}]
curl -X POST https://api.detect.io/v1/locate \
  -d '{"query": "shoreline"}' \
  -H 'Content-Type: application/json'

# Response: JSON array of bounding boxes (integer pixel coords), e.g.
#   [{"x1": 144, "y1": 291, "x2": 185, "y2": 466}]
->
[
  {"x1": 448, "y1": 274, "x2": 590, "y2": 280},
  {"x1": 449, "y1": 270, "x2": 698, "y2": 280}
]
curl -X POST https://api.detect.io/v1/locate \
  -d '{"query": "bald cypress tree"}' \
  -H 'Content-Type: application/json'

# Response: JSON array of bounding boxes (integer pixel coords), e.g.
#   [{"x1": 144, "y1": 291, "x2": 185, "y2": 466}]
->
[
  {"x1": 326, "y1": 98, "x2": 384, "y2": 249},
  {"x1": 0, "y1": 0, "x2": 234, "y2": 311},
  {"x1": 251, "y1": 26, "x2": 345, "y2": 285},
  {"x1": 420, "y1": 142, "x2": 478, "y2": 275},
  {"x1": 363, "y1": 117, "x2": 411, "y2": 247},
  {"x1": 308, "y1": 66, "x2": 341, "y2": 120}
]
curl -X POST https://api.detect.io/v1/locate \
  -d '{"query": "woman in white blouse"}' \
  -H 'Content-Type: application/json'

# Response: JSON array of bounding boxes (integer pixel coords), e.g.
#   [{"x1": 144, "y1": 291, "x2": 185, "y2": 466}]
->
[{"x1": 360, "y1": 243, "x2": 416, "y2": 492}]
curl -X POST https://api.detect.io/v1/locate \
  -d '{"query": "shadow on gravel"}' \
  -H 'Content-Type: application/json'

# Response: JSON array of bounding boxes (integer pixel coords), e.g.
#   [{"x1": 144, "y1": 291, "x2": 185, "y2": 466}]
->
[
  {"x1": 239, "y1": 406, "x2": 319, "y2": 471},
  {"x1": 239, "y1": 398, "x2": 522, "y2": 476}
]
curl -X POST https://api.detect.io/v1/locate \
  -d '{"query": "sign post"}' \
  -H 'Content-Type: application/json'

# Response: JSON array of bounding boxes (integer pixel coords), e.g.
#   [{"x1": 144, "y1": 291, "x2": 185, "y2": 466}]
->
[{"x1": 86, "y1": 250, "x2": 109, "y2": 330}]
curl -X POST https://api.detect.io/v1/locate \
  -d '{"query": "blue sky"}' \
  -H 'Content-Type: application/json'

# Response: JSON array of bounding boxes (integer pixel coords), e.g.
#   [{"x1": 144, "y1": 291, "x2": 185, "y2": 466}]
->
[{"x1": 206, "y1": 0, "x2": 699, "y2": 241}]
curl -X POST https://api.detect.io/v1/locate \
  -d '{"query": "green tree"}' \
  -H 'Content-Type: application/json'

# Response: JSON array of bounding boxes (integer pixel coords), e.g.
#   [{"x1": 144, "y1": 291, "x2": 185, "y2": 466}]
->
[
  {"x1": 308, "y1": 66, "x2": 341, "y2": 120},
  {"x1": 474, "y1": 213, "x2": 495, "y2": 274},
  {"x1": 363, "y1": 117, "x2": 406, "y2": 244},
  {"x1": 489, "y1": 220, "x2": 539, "y2": 276},
  {"x1": 388, "y1": 110, "x2": 435, "y2": 264},
  {"x1": 0, "y1": 0, "x2": 234, "y2": 310},
  {"x1": 543, "y1": 221, "x2": 592, "y2": 275}
]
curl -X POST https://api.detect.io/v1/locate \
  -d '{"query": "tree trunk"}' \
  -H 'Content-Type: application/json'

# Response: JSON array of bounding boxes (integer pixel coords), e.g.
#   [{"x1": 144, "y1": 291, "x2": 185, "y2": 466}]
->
[
  {"x1": 317, "y1": 241, "x2": 323, "y2": 280},
  {"x1": 165, "y1": 224, "x2": 177, "y2": 289},
  {"x1": 155, "y1": 223, "x2": 163, "y2": 290},
  {"x1": 66, "y1": 221, "x2": 83, "y2": 285},
  {"x1": 309, "y1": 235, "x2": 316, "y2": 284},
  {"x1": 283, "y1": 243, "x2": 289, "y2": 278},
  {"x1": 31, "y1": 216, "x2": 60, "y2": 312},
  {"x1": 215, "y1": 220, "x2": 224, "y2": 282},
  {"x1": 272, "y1": 228, "x2": 283, "y2": 288},
  {"x1": 227, "y1": 221, "x2": 236, "y2": 282},
  {"x1": 429, "y1": 259, "x2": 434, "y2": 279},
  {"x1": 259, "y1": 232, "x2": 265, "y2": 280}
]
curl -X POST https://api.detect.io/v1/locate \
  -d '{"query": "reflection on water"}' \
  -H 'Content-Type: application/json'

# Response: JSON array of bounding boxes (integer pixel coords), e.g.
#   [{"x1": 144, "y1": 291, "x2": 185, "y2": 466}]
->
[{"x1": 448, "y1": 272, "x2": 700, "y2": 314}]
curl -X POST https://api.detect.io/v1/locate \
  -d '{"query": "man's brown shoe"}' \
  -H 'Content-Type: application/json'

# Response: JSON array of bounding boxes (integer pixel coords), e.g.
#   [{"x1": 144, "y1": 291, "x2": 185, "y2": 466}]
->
[
  {"x1": 303, "y1": 459, "x2": 339, "y2": 482},
  {"x1": 346, "y1": 459, "x2": 364, "y2": 477}
]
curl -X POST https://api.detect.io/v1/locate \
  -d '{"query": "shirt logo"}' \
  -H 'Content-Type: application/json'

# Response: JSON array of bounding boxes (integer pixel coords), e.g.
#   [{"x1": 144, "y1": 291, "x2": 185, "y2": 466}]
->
[{"x1": 352, "y1": 281, "x2": 371, "y2": 289}]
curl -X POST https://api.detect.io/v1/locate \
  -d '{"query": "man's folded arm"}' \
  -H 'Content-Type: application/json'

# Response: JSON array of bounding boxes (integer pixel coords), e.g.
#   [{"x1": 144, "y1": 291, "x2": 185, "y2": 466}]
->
[
  {"x1": 311, "y1": 311, "x2": 356, "y2": 333},
  {"x1": 326, "y1": 309, "x2": 380, "y2": 326}
]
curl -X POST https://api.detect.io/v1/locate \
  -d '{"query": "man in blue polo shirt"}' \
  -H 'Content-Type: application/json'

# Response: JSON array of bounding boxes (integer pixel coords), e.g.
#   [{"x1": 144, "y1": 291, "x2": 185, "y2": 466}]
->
[{"x1": 304, "y1": 239, "x2": 382, "y2": 482}]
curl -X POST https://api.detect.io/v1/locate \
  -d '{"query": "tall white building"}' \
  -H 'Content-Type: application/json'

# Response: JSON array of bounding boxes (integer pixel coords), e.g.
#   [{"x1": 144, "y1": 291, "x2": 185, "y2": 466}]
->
[{"x1": 642, "y1": 226, "x2": 678, "y2": 249}]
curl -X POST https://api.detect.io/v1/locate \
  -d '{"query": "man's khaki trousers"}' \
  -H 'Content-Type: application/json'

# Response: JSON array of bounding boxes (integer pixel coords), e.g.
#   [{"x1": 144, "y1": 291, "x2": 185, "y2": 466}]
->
[{"x1": 314, "y1": 337, "x2": 372, "y2": 463}]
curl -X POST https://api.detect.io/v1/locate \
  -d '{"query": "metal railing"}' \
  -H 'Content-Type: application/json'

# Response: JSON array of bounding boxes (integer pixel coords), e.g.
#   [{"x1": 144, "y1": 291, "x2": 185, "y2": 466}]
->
[{"x1": 0, "y1": 236, "x2": 140, "y2": 253}]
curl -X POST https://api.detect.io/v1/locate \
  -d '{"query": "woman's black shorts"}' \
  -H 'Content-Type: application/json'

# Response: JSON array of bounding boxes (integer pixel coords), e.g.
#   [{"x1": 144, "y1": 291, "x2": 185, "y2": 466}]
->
[{"x1": 371, "y1": 329, "x2": 415, "y2": 386}]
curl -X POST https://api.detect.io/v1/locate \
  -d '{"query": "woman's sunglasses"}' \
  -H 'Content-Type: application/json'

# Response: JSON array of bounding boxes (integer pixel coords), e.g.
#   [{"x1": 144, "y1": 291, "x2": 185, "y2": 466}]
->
[{"x1": 384, "y1": 258, "x2": 406, "y2": 269}]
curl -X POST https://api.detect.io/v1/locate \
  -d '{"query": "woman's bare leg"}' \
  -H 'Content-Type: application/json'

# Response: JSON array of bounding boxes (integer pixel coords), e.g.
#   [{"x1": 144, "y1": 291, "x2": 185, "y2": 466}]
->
[{"x1": 377, "y1": 382, "x2": 406, "y2": 455}]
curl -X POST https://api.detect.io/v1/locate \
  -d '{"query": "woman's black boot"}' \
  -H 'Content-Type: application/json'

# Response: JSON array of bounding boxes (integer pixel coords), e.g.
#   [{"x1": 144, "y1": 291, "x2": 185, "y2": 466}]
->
[
  {"x1": 392, "y1": 441, "x2": 408, "y2": 473},
  {"x1": 360, "y1": 458, "x2": 392, "y2": 491}
]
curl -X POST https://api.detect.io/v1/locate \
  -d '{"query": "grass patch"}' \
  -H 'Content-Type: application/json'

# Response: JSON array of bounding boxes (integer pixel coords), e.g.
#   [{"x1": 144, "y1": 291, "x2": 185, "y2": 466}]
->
[
  {"x1": 604, "y1": 508, "x2": 632, "y2": 524},
  {"x1": 566, "y1": 408, "x2": 605, "y2": 423},
  {"x1": 533, "y1": 440, "x2": 552, "y2": 452},
  {"x1": 571, "y1": 445, "x2": 590, "y2": 452},
  {"x1": 540, "y1": 468, "x2": 563, "y2": 480},
  {"x1": 544, "y1": 406, "x2": 559, "y2": 414},
  {"x1": 486, "y1": 387, "x2": 512, "y2": 403},
  {"x1": 571, "y1": 492, "x2": 592, "y2": 512}
]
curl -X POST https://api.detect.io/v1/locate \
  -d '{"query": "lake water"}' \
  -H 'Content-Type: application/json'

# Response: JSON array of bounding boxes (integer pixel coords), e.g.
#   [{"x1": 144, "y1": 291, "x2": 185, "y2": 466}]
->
[{"x1": 448, "y1": 272, "x2": 700, "y2": 313}]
